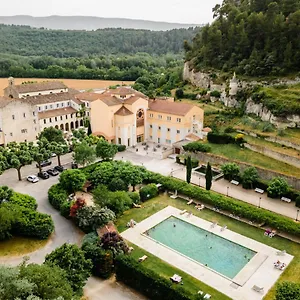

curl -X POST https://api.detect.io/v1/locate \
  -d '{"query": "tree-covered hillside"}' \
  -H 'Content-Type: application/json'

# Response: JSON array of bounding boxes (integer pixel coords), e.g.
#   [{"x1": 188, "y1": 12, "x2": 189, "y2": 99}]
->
[
  {"x1": 185, "y1": 0, "x2": 300, "y2": 76},
  {"x1": 0, "y1": 25, "x2": 198, "y2": 57}
]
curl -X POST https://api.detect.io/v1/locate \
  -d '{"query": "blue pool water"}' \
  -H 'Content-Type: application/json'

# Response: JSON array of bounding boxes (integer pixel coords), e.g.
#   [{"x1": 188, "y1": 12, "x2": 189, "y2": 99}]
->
[{"x1": 147, "y1": 216, "x2": 256, "y2": 278}]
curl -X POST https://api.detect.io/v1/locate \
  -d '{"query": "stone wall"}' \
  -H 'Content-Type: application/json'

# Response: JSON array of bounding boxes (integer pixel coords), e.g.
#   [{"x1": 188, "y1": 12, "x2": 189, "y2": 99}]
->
[
  {"x1": 191, "y1": 152, "x2": 300, "y2": 190},
  {"x1": 244, "y1": 143, "x2": 300, "y2": 169}
]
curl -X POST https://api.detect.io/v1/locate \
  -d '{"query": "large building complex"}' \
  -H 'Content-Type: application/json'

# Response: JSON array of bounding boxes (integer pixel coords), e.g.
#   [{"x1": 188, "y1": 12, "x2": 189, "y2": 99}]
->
[{"x1": 0, "y1": 79, "x2": 204, "y2": 147}]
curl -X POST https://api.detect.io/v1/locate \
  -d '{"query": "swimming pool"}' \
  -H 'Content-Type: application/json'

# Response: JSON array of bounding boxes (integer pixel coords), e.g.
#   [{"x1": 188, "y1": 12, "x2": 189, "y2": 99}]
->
[{"x1": 147, "y1": 216, "x2": 256, "y2": 279}]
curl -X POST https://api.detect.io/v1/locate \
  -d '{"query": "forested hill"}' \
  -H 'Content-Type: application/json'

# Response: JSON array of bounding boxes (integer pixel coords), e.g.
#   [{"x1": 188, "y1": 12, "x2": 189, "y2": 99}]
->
[
  {"x1": 0, "y1": 25, "x2": 198, "y2": 57},
  {"x1": 185, "y1": 0, "x2": 300, "y2": 76},
  {"x1": 0, "y1": 15, "x2": 199, "y2": 31}
]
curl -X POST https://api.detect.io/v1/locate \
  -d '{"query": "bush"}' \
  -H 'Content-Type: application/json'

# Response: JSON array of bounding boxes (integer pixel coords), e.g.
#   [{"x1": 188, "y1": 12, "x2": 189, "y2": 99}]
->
[
  {"x1": 241, "y1": 166, "x2": 259, "y2": 189},
  {"x1": 108, "y1": 178, "x2": 128, "y2": 192},
  {"x1": 207, "y1": 132, "x2": 236, "y2": 144},
  {"x1": 117, "y1": 144, "x2": 126, "y2": 152},
  {"x1": 59, "y1": 169, "x2": 87, "y2": 193},
  {"x1": 146, "y1": 172, "x2": 300, "y2": 237},
  {"x1": 221, "y1": 163, "x2": 240, "y2": 181},
  {"x1": 224, "y1": 126, "x2": 235, "y2": 133},
  {"x1": 175, "y1": 88, "x2": 184, "y2": 99},
  {"x1": 115, "y1": 255, "x2": 194, "y2": 300},
  {"x1": 101, "y1": 232, "x2": 129, "y2": 257},
  {"x1": 127, "y1": 192, "x2": 141, "y2": 204},
  {"x1": 210, "y1": 90, "x2": 221, "y2": 98},
  {"x1": 60, "y1": 201, "x2": 72, "y2": 218},
  {"x1": 176, "y1": 155, "x2": 199, "y2": 167},
  {"x1": 275, "y1": 282, "x2": 300, "y2": 300},
  {"x1": 9, "y1": 192, "x2": 37, "y2": 210},
  {"x1": 267, "y1": 177, "x2": 290, "y2": 199},
  {"x1": 183, "y1": 142, "x2": 211, "y2": 153},
  {"x1": 48, "y1": 184, "x2": 68, "y2": 210},
  {"x1": 139, "y1": 184, "x2": 158, "y2": 202}
]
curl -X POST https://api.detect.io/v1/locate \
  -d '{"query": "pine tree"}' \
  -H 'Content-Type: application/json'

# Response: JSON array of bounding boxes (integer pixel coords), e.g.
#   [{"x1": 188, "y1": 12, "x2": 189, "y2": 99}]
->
[
  {"x1": 186, "y1": 156, "x2": 192, "y2": 184},
  {"x1": 205, "y1": 162, "x2": 213, "y2": 191}
]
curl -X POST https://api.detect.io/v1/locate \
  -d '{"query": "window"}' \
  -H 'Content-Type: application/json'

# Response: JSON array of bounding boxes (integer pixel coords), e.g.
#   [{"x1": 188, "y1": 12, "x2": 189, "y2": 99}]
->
[
  {"x1": 38, "y1": 106, "x2": 41, "y2": 111},
  {"x1": 60, "y1": 116, "x2": 63, "y2": 121},
  {"x1": 166, "y1": 139, "x2": 171, "y2": 144},
  {"x1": 67, "y1": 102, "x2": 70, "y2": 106},
  {"x1": 86, "y1": 103, "x2": 89, "y2": 107},
  {"x1": 44, "y1": 119, "x2": 46, "y2": 124},
  {"x1": 149, "y1": 135, "x2": 153, "y2": 139},
  {"x1": 158, "y1": 115, "x2": 162, "y2": 119},
  {"x1": 57, "y1": 103, "x2": 59, "y2": 108},
  {"x1": 10, "y1": 132, "x2": 13, "y2": 136},
  {"x1": 12, "y1": 115, "x2": 15, "y2": 120},
  {"x1": 33, "y1": 120, "x2": 36, "y2": 124},
  {"x1": 87, "y1": 112, "x2": 90, "y2": 117},
  {"x1": 150, "y1": 125, "x2": 152, "y2": 128},
  {"x1": 62, "y1": 103, "x2": 64, "y2": 107},
  {"x1": 55, "y1": 117, "x2": 58, "y2": 122},
  {"x1": 23, "y1": 113, "x2": 26, "y2": 118},
  {"x1": 167, "y1": 116, "x2": 171, "y2": 121},
  {"x1": 176, "y1": 118, "x2": 181, "y2": 123},
  {"x1": 158, "y1": 126, "x2": 161, "y2": 130},
  {"x1": 167, "y1": 128, "x2": 170, "y2": 132},
  {"x1": 45, "y1": 105, "x2": 48, "y2": 110},
  {"x1": 177, "y1": 130, "x2": 180, "y2": 134},
  {"x1": 193, "y1": 115, "x2": 196, "y2": 121},
  {"x1": 158, "y1": 137, "x2": 161, "y2": 143},
  {"x1": 149, "y1": 113, "x2": 153, "y2": 118},
  {"x1": 21, "y1": 129, "x2": 27, "y2": 134},
  {"x1": 49, "y1": 118, "x2": 52, "y2": 123},
  {"x1": 32, "y1": 111, "x2": 36, "y2": 116},
  {"x1": 66, "y1": 115, "x2": 68, "y2": 119},
  {"x1": 35, "y1": 127, "x2": 37, "y2": 131}
]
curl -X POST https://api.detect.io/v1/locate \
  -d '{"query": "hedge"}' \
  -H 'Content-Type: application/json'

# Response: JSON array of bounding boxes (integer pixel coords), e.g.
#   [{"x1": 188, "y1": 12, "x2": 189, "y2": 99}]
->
[
  {"x1": 115, "y1": 255, "x2": 195, "y2": 300},
  {"x1": 9, "y1": 192, "x2": 37, "y2": 210},
  {"x1": 146, "y1": 172, "x2": 300, "y2": 237},
  {"x1": 207, "y1": 132, "x2": 236, "y2": 144},
  {"x1": 48, "y1": 184, "x2": 69, "y2": 210},
  {"x1": 139, "y1": 184, "x2": 158, "y2": 202},
  {"x1": 183, "y1": 142, "x2": 211, "y2": 153}
]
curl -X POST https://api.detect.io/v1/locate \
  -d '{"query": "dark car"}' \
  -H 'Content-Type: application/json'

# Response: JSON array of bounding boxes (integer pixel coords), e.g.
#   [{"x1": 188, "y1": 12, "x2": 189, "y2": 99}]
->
[
  {"x1": 36, "y1": 160, "x2": 52, "y2": 168},
  {"x1": 38, "y1": 171, "x2": 50, "y2": 179},
  {"x1": 54, "y1": 165, "x2": 65, "y2": 172},
  {"x1": 47, "y1": 168, "x2": 59, "y2": 176},
  {"x1": 71, "y1": 162, "x2": 78, "y2": 169}
]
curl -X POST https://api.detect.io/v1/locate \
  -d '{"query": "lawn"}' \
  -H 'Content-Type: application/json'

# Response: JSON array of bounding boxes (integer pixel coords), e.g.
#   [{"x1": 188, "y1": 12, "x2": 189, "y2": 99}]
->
[
  {"x1": 0, "y1": 236, "x2": 48, "y2": 256},
  {"x1": 116, "y1": 195, "x2": 300, "y2": 300},
  {"x1": 207, "y1": 143, "x2": 300, "y2": 177}
]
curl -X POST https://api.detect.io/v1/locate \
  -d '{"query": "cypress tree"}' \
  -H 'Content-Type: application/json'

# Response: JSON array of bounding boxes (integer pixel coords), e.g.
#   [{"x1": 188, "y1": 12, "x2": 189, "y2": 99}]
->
[
  {"x1": 205, "y1": 162, "x2": 213, "y2": 190},
  {"x1": 186, "y1": 155, "x2": 192, "y2": 184},
  {"x1": 87, "y1": 121, "x2": 92, "y2": 136}
]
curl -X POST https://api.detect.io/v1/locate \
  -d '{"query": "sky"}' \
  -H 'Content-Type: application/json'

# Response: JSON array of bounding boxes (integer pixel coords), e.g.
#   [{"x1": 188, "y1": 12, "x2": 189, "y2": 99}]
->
[{"x1": 1, "y1": 0, "x2": 222, "y2": 24}]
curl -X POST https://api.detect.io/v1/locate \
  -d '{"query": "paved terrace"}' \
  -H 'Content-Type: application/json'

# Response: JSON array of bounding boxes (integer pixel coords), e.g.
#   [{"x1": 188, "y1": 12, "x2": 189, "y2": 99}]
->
[{"x1": 121, "y1": 206, "x2": 294, "y2": 300}]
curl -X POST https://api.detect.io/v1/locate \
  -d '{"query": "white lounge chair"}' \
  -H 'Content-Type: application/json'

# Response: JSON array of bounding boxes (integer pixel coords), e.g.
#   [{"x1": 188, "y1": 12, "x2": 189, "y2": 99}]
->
[
  {"x1": 277, "y1": 250, "x2": 286, "y2": 256},
  {"x1": 252, "y1": 285, "x2": 264, "y2": 293},
  {"x1": 180, "y1": 209, "x2": 187, "y2": 215},
  {"x1": 170, "y1": 274, "x2": 182, "y2": 283},
  {"x1": 138, "y1": 255, "x2": 148, "y2": 262},
  {"x1": 187, "y1": 199, "x2": 193, "y2": 205},
  {"x1": 210, "y1": 222, "x2": 217, "y2": 228},
  {"x1": 221, "y1": 225, "x2": 227, "y2": 231},
  {"x1": 204, "y1": 294, "x2": 211, "y2": 299},
  {"x1": 195, "y1": 204, "x2": 205, "y2": 210}
]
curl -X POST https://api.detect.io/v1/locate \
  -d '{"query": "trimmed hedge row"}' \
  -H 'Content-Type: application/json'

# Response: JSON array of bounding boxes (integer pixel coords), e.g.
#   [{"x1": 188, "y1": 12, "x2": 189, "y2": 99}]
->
[
  {"x1": 207, "y1": 132, "x2": 236, "y2": 144},
  {"x1": 183, "y1": 142, "x2": 211, "y2": 153},
  {"x1": 48, "y1": 184, "x2": 69, "y2": 210},
  {"x1": 9, "y1": 192, "x2": 37, "y2": 210},
  {"x1": 115, "y1": 255, "x2": 195, "y2": 300},
  {"x1": 139, "y1": 184, "x2": 158, "y2": 202},
  {"x1": 146, "y1": 172, "x2": 300, "y2": 237}
]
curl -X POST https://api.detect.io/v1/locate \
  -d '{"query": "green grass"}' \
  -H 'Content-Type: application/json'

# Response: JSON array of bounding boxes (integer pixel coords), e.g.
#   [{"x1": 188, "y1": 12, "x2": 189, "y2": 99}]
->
[
  {"x1": 117, "y1": 195, "x2": 300, "y2": 300},
  {"x1": 0, "y1": 236, "x2": 48, "y2": 256},
  {"x1": 206, "y1": 143, "x2": 300, "y2": 177}
]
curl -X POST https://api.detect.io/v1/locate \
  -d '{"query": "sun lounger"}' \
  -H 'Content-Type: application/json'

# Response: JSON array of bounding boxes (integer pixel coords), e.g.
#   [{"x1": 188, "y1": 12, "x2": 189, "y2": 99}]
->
[
  {"x1": 204, "y1": 294, "x2": 211, "y2": 299},
  {"x1": 210, "y1": 222, "x2": 217, "y2": 228},
  {"x1": 187, "y1": 200, "x2": 193, "y2": 205},
  {"x1": 277, "y1": 250, "x2": 286, "y2": 256},
  {"x1": 252, "y1": 285, "x2": 264, "y2": 293},
  {"x1": 170, "y1": 274, "x2": 182, "y2": 283},
  {"x1": 195, "y1": 204, "x2": 205, "y2": 210},
  {"x1": 133, "y1": 203, "x2": 142, "y2": 208},
  {"x1": 128, "y1": 247, "x2": 134, "y2": 253},
  {"x1": 221, "y1": 225, "x2": 227, "y2": 231},
  {"x1": 138, "y1": 255, "x2": 148, "y2": 262},
  {"x1": 180, "y1": 209, "x2": 187, "y2": 215}
]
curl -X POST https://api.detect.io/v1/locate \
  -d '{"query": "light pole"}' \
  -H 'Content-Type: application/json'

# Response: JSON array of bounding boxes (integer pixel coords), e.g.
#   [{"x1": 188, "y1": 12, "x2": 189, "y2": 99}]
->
[
  {"x1": 259, "y1": 197, "x2": 262, "y2": 208},
  {"x1": 171, "y1": 168, "x2": 173, "y2": 177},
  {"x1": 199, "y1": 177, "x2": 201, "y2": 187},
  {"x1": 296, "y1": 209, "x2": 300, "y2": 222},
  {"x1": 227, "y1": 186, "x2": 229, "y2": 197}
]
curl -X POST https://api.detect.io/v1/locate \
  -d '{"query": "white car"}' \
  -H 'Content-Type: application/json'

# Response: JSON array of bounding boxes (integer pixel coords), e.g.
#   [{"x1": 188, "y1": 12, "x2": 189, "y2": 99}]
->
[{"x1": 27, "y1": 175, "x2": 39, "y2": 183}]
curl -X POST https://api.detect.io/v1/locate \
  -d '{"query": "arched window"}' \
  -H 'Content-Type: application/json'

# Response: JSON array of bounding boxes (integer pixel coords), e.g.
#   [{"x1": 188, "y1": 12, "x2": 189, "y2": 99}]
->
[{"x1": 136, "y1": 109, "x2": 144, "y2": 127}]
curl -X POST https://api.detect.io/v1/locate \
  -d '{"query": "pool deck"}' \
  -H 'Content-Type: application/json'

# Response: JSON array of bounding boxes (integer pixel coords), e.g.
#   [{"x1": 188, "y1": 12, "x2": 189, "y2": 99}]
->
[{"x1": 121, "y1": 206, "x2": 294, "y2": 300}]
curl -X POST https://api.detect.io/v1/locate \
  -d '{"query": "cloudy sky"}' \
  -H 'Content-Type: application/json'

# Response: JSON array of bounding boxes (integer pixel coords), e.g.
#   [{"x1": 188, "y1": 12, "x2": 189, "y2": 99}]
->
[{"x1": 1, "y1": 0, "x2": 222, "y2": 24}]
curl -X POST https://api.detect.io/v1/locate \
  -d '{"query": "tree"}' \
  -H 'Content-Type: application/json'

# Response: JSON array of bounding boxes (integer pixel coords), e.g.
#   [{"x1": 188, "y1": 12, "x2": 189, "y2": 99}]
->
[
  {"x1": 108, "y1": 178, "x2": 128, "y2": 192},
  {"x1": 44, "y1": 243, "x2": 92, "y2": 294},
  {"x1": 115, "y1": 162, "x2": 143, "y2": 191},
  {"x1": 205, "y1": 162, "x2": 213, "y2": 191},
  {"x1": 96, "y1": 139, "x2": 118, "y2": 161},
  {"x1": 32, "y1": 139, "x2": 51, "y2": 173},
  {"x1": 39, "y1": 127, "x2": 65, "y2": 144},
  {"x1": 87, "y1": 121, "x2": 92, "y2": 136},
  {"x1": 49, "y1": 141, "x2": 69, "y2": 166},
  {"x1": 6, "y1": 143, "x2": 33, "y2": 181},
  {"x1": 59, "y1": 169, "x2": 87, "y2": 193},
  {"x1": 267, "y1": 177, "x2": 289, "y2": 198},
  {"x1": 100, "y1": 231, "x2": 129, "y2": 257},
  {"x1": 89, "y1": 162, "x2": 115, "y2": 186},
  {"x1": 221, "y1": 163, "x2": 240, "y2": 181},
  {"x1": 73, "y1": 141, "x2": 96, "y2": 167},
  {"x1": 0, "y1": 205, "x2": 18, "y2": 240},
  {"x1": 0, "y1": 186, "x2": 13, "y2": 204},
  {"x1": 75, "y1": 206, "x2": 115, "y2": 232},
  {"x1": 186, "y1": 155, "x2": 192, "y2": 184},
  {"x1": 19, "y1": 263, "x2": 75, "y2": 300},
  {"x1": 241, "y1": 166, "x2": 259, "y2": 189},
  {"x1": 276, "y1": 282, "x2": 300, "y2": 300},
  {"x1": 175, "y1": 88, "x2": 184, "y2": 99}
]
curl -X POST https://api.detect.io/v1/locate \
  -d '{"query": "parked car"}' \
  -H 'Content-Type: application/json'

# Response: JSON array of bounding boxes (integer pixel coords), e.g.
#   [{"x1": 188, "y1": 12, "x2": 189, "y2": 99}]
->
[
  {"x1": 36, "y1": 160, "x2": 52, "y2": 168},
  {"x1": 46, "y1": 168, "x2": 59, "y2": 176},
  {"x1": 54, "y1": 165, "x2": 65, "y2": 172},
  {"x1": 27, "y1": 175, "x2": 39, "y2": 183},
  {"x1": 38, "y1": 171, "x2": 50, "y2": 179},
  {"x1": 71, "y1": 162, "x2": 78, "y2": 169}
]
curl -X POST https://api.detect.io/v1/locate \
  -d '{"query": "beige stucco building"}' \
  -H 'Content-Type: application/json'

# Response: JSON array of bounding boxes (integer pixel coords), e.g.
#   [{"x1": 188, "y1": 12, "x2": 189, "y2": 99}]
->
[{"x1": 83, "y1": 87, "x2": 204, "y2": 146}]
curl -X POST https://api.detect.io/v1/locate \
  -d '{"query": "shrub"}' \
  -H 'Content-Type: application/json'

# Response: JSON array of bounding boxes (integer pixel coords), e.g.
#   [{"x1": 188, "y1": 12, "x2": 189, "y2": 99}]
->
[
  {"x1": 139, "y1": 184, "x2": 158, "y2": 202},
  {"x1": 117, "y1": 144, "x2": 126, "y2": 152},
  {"x1": 115, "y1": 255, "x2": 194, "y2": 300},
  {"x1": 48, "y1": 184, "x2": 68, "y2": 210},
  {"x1": 296, "y1": 195, "x2": 300, "y2": 208},
  {"x1": 100, "y1": 232, "x2": 129, "y2": 257},
  {"x1": 267, "y1": 177, "x2": 290, "y2": 199},
  {"x1": 127, "y1": 192, "x2": 141, "y2": 204},
  {"x1": 224, "y1": 126, "x2": 235, "y2": 133},
  {"x1": 207, "y1": 132, "x2": 236, "y2": 144},
  {"x1": 241, "y1": 167, "x2": 259, "y2": 189},
  {"x1": 108, "y1": 178, "x2": 128, "y2": 192},
  {"x1": 60, "y1": 201, "x2": 72, "y2": 218},
  {"x1": 183, "y1": 142, "x2": 211, "y2": 153},
  {"x1": 275, "y1": 282, "x2": 300, "y2": 300},
  {"x1": 59, "y1": 169, "x2": 87, "y2": 193},
  {"x1": 175, "y1": 88, "x2": 184, "y2": 99},
  {"x1": 9, "y1": 192, "x2": 37, "y2": 210},
  {"x1": 210, "y1": 90, "x2": 221, "y2": 98},
  {"x1": 221, "y1": 163, "x2": 240, "y2": 181},
  {"x1": 70, "y1": 198, "x2": 86, "y2": 217}
]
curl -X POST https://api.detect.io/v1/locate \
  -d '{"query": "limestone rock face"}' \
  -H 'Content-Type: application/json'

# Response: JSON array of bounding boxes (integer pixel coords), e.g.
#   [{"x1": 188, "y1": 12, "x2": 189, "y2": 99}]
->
[{"x1": 183, "y1": 62, "x2": 211, "y2": 89}]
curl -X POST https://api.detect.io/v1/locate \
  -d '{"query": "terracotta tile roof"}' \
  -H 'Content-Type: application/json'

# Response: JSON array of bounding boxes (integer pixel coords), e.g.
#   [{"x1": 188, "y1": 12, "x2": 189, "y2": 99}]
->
[
  {"x1": 0, "y1": 96, "x2": 13, "y2": 108},
  {"x1": 148, "y1": 100, "x2": 193, "y2": 116},
  {"x1": 104, "y1": 86, "x2": 146, "y2": 98},
  {"x1": 13, "y1": 81, "x2": 67, "y2": 94},
  {"x1": 203, "y1": 127, "x2": 212, "y2": 132},
  {"x1": 99, "y1": 95, "x2": 122, "y2": 106},
  {"x1": 124, "y1": 95, "x2": 143, "y2": 105},
  {"x1": 115, "y1": 106, "x2": 133, "y2": 116},
  {"x1": 75, "y1": 92, "x2": 101, "y2": 102},
  {"x1": 38, "y1": 107, "x2": 77, "y2": 119},
  {"x1": 186, "y1": 133, "x2": 201, "y2": 141},
  {"x1": 22, "y1": 92, "x2": 77, "y2": 105},
  {"x1": 68, "y1": 88, "x2": 81, "y2": 95}
]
